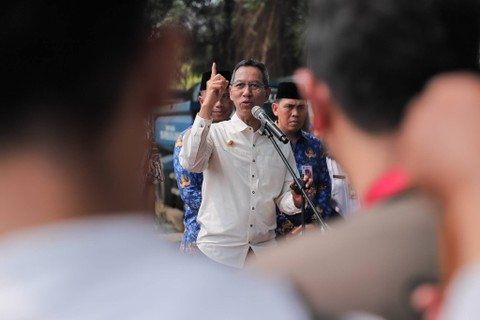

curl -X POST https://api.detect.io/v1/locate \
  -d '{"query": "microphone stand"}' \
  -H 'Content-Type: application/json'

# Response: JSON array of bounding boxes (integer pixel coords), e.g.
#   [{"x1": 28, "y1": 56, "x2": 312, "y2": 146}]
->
[{"x1": 259, "y1": 123, "x2": 330, "y2": 232}]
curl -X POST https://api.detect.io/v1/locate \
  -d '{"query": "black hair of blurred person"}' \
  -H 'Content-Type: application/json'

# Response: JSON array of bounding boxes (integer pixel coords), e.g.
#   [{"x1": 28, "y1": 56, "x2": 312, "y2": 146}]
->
[
  {"x1": 0, "y1": 0, "x2": 149, "y2": 147},
  {"x1": 306, "y1": 0, "x2": 480, "y2": 134}
]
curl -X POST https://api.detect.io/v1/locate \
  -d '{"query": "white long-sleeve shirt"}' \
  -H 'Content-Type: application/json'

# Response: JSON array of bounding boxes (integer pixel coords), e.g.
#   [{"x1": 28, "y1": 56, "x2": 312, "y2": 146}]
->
[{"x1": 180, "y1": 113, "x2": 300, "y2": 268}]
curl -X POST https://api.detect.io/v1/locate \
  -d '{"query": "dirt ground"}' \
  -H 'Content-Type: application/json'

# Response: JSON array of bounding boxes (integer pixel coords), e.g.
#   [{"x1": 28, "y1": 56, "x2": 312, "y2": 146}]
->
[{"x1": 154, "y1": 201, "x2": 184, "y2": 243}]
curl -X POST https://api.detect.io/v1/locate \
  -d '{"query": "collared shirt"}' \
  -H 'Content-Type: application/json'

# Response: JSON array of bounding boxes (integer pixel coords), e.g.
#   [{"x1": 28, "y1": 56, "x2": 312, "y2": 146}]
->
[
  {"x1": 173, "y1": 127, "x2": 203, "y2": 252},
  {"x1": 276, "y1": 131, "x2": 332, "y2": 235},
  {"x1": 326, "y1": 157, "x2": 359, "y2": 218},
  {"x1": 179, "y1": 113, "x2": 300, "y2": 268}
]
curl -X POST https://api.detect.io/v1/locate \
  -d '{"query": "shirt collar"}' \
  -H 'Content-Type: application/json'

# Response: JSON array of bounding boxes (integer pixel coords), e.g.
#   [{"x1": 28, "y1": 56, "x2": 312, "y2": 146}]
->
[
  {"x1": 290, "y1": 130, "x2": 308, "y2": 146},
  {"x1": 298, "y1": 130, "x2": 308, "y2": 141},
  {"x1": 230, "y1": 113, "x2": 250, "y2": 133},
  {"x1": 362, "y1": 167, "x2": 412, "y2": 207}
]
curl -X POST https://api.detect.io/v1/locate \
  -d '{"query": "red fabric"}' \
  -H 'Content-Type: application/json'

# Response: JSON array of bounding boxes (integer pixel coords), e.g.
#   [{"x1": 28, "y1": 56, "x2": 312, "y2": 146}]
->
[{"x1": 363, "y1": 168, "x2": 412, "y2": 207}]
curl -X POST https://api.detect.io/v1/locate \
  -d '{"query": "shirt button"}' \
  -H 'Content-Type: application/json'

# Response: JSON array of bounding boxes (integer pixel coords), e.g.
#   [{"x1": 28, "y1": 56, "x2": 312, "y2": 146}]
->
[
  {"x1": 250, "y1": 224, "x2": 253, "y2": 227},
  {"x1": 252, "y1": 159, "x2": 255, "y2": 163},
  {"x1": 252, "y1": 207, "x2": 255, "y2": 210},
  {"x1": 252, "y1": 175, "x2": 255, "y2": 178},
  {"x1": 252, "y1": 191, "x2": 255, "y2": 194},
  {"x1": 253, "y1": 144, "x2": 255, "y2": 147}
]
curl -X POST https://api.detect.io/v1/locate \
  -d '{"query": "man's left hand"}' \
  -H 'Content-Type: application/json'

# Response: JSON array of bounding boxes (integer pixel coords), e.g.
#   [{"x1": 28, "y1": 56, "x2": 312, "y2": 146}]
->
[{"x1": 291, "y1": 175, "x2": 313, "y2": 208}]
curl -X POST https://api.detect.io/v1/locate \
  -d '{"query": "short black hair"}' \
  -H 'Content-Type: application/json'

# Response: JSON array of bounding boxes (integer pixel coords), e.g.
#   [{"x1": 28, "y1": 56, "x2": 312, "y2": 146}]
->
[
  {"x1": 307, "y1": 0, "x2": 480, "y2": 133},
  {"x1": 231, "y1": 59, "x2": 270, "y2": 88},
  {"x1": 1, "y1": 0, "x2": 148, "y2": 146}
]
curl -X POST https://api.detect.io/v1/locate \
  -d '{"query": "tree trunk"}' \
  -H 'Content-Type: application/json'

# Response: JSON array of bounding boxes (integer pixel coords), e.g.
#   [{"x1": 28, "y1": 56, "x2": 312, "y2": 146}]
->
[{"x1": 232, "y1": 0, "x2": 300, "y2": 79}]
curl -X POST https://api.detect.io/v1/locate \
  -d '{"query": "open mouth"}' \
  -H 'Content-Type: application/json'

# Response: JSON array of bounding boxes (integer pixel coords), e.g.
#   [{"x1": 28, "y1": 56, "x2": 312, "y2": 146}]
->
[{"x1": 241, "y1": 101, "x2": 254, "y2": 107}]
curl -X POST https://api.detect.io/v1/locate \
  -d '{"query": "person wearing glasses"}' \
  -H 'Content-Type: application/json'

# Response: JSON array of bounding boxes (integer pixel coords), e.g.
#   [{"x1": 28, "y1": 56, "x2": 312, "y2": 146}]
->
[
  {"x1": 174, "y1": 70, "x2": 233, "y2": 253},
  {"x1": 272, "y1": 82, "x2": 332, "y2": 237},
  {"x1": 179, "y1": 59, "x2": 311, "y2": 268}
]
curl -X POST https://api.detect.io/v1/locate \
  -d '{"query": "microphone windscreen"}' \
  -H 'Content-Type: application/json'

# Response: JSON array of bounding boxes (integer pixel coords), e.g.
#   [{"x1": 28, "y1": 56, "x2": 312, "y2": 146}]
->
[{"x1": 251, "y1": 106, "x2": 263, "y2": 119}]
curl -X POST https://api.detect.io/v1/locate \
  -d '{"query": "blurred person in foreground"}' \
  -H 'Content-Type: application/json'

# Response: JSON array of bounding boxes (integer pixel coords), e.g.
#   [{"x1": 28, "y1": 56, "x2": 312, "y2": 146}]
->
[
  {"x1": 174, "y1": 70, "x2": 233, "y2": 252},
  {"x1": 251, "y1": 0, "x2": 479, "y2": 319},
  {"x1": 179, "y1": 60, "x2": 311, "y2": 268},
  {"x1": 0, "y1": 2, "x2": 312, "y2": 319},
  {"x1": 399, "y1": 73, "x2": 480, "y2": 319},
  {"x1": 272, "y1": 82, "x2": 332, "y2": 237}
]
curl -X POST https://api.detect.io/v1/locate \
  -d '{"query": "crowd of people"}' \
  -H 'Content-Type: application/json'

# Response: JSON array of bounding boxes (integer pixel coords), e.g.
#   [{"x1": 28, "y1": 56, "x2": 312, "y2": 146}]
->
[{"x1": 1, "y1": 0, "x2": 479, "y2": 319}]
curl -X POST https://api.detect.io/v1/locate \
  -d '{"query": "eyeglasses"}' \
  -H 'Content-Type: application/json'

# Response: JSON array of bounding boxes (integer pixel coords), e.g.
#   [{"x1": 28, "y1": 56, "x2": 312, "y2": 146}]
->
[{"x1": 231, "y1": 81, "x2": 266, "y2": 92}]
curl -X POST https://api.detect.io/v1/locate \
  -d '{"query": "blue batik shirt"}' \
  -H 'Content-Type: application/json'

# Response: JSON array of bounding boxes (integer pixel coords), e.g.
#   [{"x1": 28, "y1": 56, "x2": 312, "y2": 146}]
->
[
  {"x1": 276, "y1": 131, "x2": 332, "y2": 236},
  {"x1": 173, "y1": 127, "x2": 203, "y2": 252}
]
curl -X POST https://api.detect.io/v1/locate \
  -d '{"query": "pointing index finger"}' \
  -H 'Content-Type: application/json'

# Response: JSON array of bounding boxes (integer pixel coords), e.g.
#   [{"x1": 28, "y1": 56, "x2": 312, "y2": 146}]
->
[{"x1": 211, "y1": 62, "x2": 217, "y2": 79}]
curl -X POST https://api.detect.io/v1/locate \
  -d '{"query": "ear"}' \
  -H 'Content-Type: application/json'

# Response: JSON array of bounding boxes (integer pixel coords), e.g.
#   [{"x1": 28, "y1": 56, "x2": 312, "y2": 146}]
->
[
  {"x1": 198, "y1": 94, "x2": 204, "y2": 106},
  {"x1": 295, "y1": 68, "x2": 333, "y2": 136},
  {"x1": 271, "y1": 102, "x2": 279, "y2": 116},
  {"x1": 264, "y1": 87, "x2": 272, "y2": 103}
]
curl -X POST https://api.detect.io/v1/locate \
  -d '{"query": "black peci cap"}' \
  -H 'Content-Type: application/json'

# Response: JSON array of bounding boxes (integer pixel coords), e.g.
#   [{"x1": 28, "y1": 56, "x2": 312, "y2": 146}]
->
[{"x1": 276, "y1": 82, "x2": 301, "y2": 100}]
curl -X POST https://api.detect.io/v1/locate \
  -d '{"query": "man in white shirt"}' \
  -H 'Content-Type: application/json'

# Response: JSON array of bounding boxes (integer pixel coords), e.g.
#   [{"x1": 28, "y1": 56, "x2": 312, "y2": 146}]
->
[
  {"x1": 180, "y1": 60, "x2": 310, "y2": 268},
  {"x1": 0, "y1": 3, "x2": 312, "y2": 319},
  {"x1": 326, "y1": 156, "x2": 359, "y2": 218}
]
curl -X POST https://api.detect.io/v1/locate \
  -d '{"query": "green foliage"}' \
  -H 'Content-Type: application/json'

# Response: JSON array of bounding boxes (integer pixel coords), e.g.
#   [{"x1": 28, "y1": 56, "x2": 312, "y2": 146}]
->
[
  {"x1": 146, "y1": 0, "x2": 308, "y2": 87},
  {"x1": 240, "y1": 0, "x2": 266, "y2": 10},
  {"x1": 176, "y1": 64, "x2": 202, "y2": 90}
]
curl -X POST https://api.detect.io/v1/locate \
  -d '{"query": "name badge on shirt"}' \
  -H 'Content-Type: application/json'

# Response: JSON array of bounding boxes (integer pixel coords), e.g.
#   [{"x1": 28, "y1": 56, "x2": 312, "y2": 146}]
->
[{"x1": 302, "y1": 165, "x2": 313, "y2": 178}]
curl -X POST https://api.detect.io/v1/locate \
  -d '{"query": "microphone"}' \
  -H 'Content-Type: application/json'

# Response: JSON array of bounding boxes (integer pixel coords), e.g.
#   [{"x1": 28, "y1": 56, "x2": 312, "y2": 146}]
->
[{"x1": 252, "y1": 106, "x2": 289, "y2": 144}]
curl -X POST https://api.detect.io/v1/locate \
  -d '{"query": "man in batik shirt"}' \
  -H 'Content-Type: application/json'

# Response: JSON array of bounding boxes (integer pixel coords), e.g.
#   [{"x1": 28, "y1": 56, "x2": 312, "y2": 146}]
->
[
  {"x1": 272, "y1": 82, "x2": 331, "y2": 236},
  {"x1": 173, "y1": 70, "x2": 233, "y2": 252}
]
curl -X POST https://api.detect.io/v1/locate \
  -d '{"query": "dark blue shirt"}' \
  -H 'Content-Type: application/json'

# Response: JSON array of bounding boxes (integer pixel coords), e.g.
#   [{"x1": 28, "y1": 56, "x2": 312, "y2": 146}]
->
[
  {"x1": 173, "y1": 127, "x2": 203, "y2": 252},
  {"x1": 276, "y1": 131, "x2": 331, "y2": 236}
]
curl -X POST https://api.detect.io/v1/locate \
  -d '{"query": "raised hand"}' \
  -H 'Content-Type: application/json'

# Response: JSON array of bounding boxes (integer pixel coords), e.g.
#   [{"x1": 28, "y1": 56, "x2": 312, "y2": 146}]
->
[{"x1": 198, "y1": 62, "x2": 229, "y2": 119}]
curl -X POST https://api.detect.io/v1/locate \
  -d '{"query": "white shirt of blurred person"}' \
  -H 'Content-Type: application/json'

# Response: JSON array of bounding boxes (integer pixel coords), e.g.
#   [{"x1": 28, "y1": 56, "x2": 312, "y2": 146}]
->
[
  {"x1": 179, "y1": 60, "x2": 310, "y2": 268},
  {"x1": 0, "y1": 3, "x2": 312, "y2": 320}
]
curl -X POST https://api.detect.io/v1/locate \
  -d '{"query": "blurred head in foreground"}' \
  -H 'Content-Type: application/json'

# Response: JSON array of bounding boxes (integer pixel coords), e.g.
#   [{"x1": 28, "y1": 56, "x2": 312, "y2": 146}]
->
[
  {"x1": 296, "y1": 0, "x2": 479, "y2": 194},
  {"x1": 0, "y1": 0, "x2": 177, "y2": 234}
]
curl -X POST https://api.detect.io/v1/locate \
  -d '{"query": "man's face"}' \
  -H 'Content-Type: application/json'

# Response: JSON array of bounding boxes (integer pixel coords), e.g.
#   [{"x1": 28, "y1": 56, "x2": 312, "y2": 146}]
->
[
  {"x1": 199, "y1": 91, "x2": 234, "y2": 122},
  {"x1": 272, "y1": 98, "x2": 308, "y2": 135},
  {"x1": 229, "y1": 66, "x2": 270, "y2": 113}
]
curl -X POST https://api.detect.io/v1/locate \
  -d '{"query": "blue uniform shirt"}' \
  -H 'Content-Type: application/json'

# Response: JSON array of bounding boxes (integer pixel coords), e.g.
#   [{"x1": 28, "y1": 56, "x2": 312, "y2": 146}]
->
[
  {"x1": 276, "y1": 131, "x2": 331, "y2": 235},
  {"x1": 173, "y1": 127, "x2": 203, "y2": 252}
]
